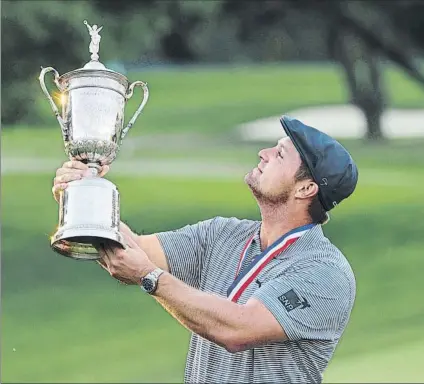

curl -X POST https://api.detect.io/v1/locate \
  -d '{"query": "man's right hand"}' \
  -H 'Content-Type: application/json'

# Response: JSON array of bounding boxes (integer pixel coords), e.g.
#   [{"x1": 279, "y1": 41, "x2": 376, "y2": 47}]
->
[
  {"x1": 52, "y1": 160, "x2": 110, "y2": 203},
  {"x1": 52, "y1": 160, "x2": 170, "y2": 273}
]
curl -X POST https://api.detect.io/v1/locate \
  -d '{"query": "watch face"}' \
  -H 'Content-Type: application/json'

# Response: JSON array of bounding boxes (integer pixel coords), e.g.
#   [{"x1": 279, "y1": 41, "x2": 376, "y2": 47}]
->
[{"x1": 142, "y1": 278, "x2": 155, "y2": 293}]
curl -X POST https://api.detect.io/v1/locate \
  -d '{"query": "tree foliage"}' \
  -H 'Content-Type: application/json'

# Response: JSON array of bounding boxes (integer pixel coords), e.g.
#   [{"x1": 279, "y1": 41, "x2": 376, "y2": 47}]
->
[
  {"x1": 2, "y1": 0, "x2": 423, "y2": 140},
  {"x1": 2, "y1": 0, "x2": 99, "y2": 124}
]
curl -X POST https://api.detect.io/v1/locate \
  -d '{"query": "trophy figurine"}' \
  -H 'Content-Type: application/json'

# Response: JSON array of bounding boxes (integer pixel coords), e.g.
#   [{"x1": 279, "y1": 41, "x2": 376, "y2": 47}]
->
[{"x1": 39, "y1": 21, "x2": 149, "y2": 260}]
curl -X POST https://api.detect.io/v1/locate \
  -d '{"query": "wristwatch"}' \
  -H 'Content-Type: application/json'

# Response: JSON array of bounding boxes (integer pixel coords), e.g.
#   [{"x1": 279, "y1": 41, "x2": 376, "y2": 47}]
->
[{"x1": 140, "y1": 268, "x2": 164, "y2": 294}]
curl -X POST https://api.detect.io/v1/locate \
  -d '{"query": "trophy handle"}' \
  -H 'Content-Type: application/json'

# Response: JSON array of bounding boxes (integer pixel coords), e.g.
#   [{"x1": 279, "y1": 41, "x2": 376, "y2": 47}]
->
[
  {"x1": 39, "y1": 66, "x2": 67, "y2": 138},
  {"x1": 121, "y1": 80, "x2": 149, "y2": 143}
]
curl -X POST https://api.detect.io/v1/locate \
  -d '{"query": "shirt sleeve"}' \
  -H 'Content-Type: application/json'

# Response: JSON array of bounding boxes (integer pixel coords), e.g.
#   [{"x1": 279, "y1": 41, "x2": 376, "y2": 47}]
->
[
  {"x1": 155, "y1": 217, "x2": 226, "y2": 289},
  {"x1": 252, "y1": 260, "x2": 355, "y2": 341}
]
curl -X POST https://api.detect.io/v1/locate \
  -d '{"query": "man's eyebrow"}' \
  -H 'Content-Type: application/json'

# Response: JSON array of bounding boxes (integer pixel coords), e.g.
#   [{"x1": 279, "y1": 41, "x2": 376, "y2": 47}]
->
[{"x1": 277, "y1": 142, "x2": 286, "y2": 151}]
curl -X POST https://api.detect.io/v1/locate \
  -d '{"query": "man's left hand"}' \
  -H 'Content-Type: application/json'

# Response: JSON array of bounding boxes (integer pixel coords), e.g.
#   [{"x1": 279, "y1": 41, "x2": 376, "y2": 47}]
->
[{"x1": 97, "y1": 232, "x2": 156, "y2": 285}]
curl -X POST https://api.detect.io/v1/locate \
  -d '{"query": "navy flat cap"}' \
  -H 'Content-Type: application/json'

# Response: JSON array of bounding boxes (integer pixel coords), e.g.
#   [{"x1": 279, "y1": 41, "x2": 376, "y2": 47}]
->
[{"x1": 280, "y1": 115, "x2": 358, "y2": 211}]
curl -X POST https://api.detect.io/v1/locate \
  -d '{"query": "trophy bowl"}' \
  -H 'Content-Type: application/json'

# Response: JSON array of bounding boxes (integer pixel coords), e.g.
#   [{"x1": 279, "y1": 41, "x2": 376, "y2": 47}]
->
[{"x1": 39, "y1": 21, "x2": 149, "y2": 260}]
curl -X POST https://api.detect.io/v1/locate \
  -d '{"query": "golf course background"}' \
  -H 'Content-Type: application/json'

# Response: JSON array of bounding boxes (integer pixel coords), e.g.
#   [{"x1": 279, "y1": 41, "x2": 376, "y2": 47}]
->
[{"x1": 2, "y1": 64, "x2": 424, "y2": 383}]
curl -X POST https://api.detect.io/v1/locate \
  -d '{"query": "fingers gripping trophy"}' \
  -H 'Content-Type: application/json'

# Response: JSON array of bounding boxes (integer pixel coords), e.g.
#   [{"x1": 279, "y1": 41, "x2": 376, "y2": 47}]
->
[{"x1": 39, "y1": 21, "x2": 149, "y2": 260}]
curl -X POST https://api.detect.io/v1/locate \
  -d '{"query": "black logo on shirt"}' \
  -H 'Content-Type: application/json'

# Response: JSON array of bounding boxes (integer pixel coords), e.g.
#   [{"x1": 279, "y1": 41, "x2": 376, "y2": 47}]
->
[{"x1": 278, "y1": 289, "x2": 310, "y2": 312}]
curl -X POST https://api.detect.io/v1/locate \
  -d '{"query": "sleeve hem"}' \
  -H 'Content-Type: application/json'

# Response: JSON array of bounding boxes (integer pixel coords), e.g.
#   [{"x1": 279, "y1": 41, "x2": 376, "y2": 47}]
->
[{"x1": 252, "y1": 291, "x2": 299, "y2": 341}]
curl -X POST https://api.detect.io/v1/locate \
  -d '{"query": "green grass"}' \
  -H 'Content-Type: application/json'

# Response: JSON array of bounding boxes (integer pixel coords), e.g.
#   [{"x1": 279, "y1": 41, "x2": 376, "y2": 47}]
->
[
  {"x1": 2, "y1": 64, "x2": 424, "y2": 383},
  {"x1": 2, "y1": 156, "x2": 424, "y2": 382},
  {"x1": 324, "y1": 340, "x2": 424, "y2": 383}
]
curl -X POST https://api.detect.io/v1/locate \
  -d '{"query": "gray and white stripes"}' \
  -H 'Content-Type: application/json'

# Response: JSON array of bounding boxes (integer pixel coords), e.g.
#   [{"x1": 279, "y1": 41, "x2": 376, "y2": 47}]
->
[{"x1": 156, "y1": 217, "x2": 356, "y2": 383}]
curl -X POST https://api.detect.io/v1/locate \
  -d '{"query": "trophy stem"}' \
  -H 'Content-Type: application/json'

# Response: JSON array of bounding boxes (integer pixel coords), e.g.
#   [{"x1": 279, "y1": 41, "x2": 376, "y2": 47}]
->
[{"x1": 86, "y1": 162, "x2": 102, "y2": 176}]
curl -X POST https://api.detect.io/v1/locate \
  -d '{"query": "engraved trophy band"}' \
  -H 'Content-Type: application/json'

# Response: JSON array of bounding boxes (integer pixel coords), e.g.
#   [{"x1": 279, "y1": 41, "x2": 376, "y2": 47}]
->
[{"x1": 39, "y1": 20, "x2": 149, "y2": 260}]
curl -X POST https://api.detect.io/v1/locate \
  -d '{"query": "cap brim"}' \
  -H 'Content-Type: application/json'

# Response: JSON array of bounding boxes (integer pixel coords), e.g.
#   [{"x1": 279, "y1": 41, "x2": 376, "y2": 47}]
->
[
  {"x1": 279, "y1": 116, "x2": 319, "y2": 183},
  {"x1": 280, "y1": 115, "x2": 328, "y2": 211}
]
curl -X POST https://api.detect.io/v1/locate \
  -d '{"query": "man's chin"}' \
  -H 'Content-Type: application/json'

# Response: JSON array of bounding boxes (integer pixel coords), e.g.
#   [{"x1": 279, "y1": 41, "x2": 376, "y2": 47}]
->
[
  {"x1": 245, "y1": 174, "x2": 263, "y2": 198},
  {"x1": 245, "y1": 176, "x2": 290, "y2": 205},
  {"x1": 244, "y1": 171, "x2": 257, "y2": 188}
]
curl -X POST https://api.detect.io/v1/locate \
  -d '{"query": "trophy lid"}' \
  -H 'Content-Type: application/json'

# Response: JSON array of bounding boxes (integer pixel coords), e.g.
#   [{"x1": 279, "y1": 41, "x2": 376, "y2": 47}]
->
[{"x1": 58, "y1": 21, "x2": 129, "y2": 87}]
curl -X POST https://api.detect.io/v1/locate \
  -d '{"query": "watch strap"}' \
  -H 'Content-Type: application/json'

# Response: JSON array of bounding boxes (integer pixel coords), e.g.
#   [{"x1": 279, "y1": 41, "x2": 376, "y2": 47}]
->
[
  {"x1": 148, "y1": 268, "x2": 164, "y2": 280},
  {"x1": 140, "y1": 267, "x2": 164, "y2": 294}
]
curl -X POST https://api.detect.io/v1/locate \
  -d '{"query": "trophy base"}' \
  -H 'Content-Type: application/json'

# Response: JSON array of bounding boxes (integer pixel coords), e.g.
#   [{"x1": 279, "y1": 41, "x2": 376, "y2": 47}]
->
[
  {"x1": 51, "y1": 227, "x2": 125, "y2": 261},
  {"x1": 51, "y1": 177, "x2": 123, "y2": 260}
]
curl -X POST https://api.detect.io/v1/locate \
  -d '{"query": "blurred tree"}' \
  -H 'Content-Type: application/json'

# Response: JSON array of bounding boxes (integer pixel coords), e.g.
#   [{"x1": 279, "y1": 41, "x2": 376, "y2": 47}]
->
[
  {"x1": 90, "y1": 0, "x2": 220, "y2": 63},
  {"x1": 329, "y1": 26, "x2": 386, "y2": 141},
  {"x1": 1, "y1": 0, "x2": 102, "y2": 124},
  {"x1": 220, "y1": 0, "x2": 329, "y2": 61},
  {"x1": 2, "y1": 0, "x2": 423, "y2": 130},
  {"x1": 383, "y1": 0, "x2": 424, "y2": 51},
  {"x1": 221, "y1": 0, "x2": 424, "y2": 141},
  {"x1": 1, "y1": 0, "x2": 219, "y2": 125},
  {"x1": 324, "y1": 0, "x2": 424, "y2": 140}
]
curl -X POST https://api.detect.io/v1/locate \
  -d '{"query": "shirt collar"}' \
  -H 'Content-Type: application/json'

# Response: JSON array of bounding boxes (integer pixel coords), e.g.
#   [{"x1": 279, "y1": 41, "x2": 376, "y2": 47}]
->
[{"x1": 250, "y1": 223, "x2": 324, "y2": 256}]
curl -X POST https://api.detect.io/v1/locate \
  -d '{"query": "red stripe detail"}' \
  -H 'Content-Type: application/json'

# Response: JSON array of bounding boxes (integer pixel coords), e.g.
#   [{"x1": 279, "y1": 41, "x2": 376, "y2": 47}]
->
[
  {"x1": 231, "y1": 237, "x2": 298, "y2": 303},
  {"x1": 234, "y1": 235, "x2": 254, "y2": 278}
]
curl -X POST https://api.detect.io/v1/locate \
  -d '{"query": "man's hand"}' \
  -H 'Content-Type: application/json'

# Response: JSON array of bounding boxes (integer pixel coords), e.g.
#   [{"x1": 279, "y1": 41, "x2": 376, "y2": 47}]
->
[
  {"x1": 96, "y1": 234, "x2": 288, "y2": 353},
  {"x1": 52, "y1": 160, "x2": 110, "y2": 203},
  {"x1": 52, "y1": 160, "x2": 170, "y2": 274},
  {"x1": 97, "y1": 232, "x2": 157, "y2": 285}
]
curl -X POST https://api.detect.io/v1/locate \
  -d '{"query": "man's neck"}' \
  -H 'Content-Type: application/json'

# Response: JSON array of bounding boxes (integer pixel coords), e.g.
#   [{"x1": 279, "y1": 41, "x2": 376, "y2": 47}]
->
[{"x1": 259, "y1": 204, "x2": 313, "y2": 251}]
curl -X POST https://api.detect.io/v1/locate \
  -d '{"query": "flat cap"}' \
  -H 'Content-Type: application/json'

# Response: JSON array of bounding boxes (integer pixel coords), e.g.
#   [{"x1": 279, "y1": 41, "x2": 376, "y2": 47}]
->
[{"x1": 280, "y1": 115, "x2": 358, "y2": 211}]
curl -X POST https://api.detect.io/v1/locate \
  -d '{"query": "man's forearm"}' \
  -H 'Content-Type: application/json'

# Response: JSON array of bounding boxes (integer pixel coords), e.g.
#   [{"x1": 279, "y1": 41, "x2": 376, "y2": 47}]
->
[
  {"x1": 104, "y1": 226, "x2": 286, "y2": 351},
  {"x1": 118, "y1": 222, "x2": 242, "y2": 347},
  {"x1": 152, "y1": 271, "x2": 251, "y2": 352}
]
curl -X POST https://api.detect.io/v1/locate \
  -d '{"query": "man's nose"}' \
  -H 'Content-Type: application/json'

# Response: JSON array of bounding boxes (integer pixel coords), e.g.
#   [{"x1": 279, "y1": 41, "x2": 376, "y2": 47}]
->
[{"x1": 258, "y1": 148, "x2": 272, "y2": 160}]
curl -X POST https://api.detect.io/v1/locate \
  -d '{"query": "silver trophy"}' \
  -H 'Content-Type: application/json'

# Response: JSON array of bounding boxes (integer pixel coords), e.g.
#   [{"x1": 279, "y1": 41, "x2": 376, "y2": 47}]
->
[{"x1": 39, "y1": 21, "x2": 149, "y2": 260}]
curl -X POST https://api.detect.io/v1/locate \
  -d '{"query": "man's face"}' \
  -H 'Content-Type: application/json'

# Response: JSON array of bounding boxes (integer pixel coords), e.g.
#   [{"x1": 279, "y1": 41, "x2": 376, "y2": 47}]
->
[{"x1": 245, "y1": 137, "x2": 303, "y2": 204}]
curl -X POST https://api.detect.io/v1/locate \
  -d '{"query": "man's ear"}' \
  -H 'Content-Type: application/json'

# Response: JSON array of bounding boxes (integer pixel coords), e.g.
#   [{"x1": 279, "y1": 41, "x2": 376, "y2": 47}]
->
[{"x1": 294, "y1": 181, "x2": 319, "y2": 200}]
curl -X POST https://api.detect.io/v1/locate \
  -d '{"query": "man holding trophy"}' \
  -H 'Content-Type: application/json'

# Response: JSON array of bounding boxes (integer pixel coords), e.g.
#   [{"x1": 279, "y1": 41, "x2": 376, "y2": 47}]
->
[{"x1": 47, "y1": 21, "x2": 359, "y2": 384}]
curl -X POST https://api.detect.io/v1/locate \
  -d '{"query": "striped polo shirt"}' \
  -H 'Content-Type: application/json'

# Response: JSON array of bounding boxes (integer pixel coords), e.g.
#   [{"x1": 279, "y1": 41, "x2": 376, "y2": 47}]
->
[{"x1": 156, "y1": 216, "x2": 356, "y2": 383}]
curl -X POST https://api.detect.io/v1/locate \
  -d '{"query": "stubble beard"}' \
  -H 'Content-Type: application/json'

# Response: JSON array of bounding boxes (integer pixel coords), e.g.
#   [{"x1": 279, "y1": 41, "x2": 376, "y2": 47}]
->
[{"x1": 245, "y1": 170, "x2": 291, "y2": 206}]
